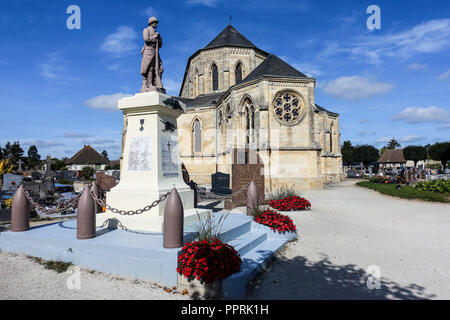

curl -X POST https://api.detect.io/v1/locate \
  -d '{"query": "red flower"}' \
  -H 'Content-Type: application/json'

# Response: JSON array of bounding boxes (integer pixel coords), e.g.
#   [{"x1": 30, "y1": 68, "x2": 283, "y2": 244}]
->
[
  {"x1": 177, "y1": 238, "x2": 242, "y2": 284},
  {"x1": 253, "y1": 209, "x2": 297, "y2": 234}
]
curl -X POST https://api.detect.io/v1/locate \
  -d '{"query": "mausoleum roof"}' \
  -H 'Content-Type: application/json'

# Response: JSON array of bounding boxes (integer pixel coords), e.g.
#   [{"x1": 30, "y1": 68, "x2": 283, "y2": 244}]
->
[{"x1": 378, "y1": 149, "x2": 406, "y2": 163}]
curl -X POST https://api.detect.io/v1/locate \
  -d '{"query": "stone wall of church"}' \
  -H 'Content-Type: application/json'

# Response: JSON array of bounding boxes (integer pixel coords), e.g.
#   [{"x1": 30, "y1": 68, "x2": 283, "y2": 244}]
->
[
  {"x1": 177, "y1": 107, "x2": 217, "y2": 185},
  {"x1": 180, "y1": 47, "x2": 266, "y2": 98}
]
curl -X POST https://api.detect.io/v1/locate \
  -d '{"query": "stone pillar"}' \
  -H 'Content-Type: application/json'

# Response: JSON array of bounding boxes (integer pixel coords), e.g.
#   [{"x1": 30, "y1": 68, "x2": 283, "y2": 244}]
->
[{"x1": 96, "y1": 91, "x2": 210, "y2": 232}]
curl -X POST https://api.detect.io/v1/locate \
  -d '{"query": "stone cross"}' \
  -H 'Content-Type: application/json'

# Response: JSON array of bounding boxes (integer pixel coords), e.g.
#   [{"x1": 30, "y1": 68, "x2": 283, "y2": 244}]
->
[
  {"x1": 17, "y1": 159, "x2": 23, "y2": 172},
  {"x1": 45, "y1": 156, "x2": 55, "y2": 177}
]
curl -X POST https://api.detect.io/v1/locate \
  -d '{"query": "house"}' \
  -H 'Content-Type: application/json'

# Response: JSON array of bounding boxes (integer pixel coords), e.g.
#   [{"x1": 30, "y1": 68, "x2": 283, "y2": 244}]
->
[
  {"x1": 66, "y1": 145, "x2": 109, "y2": 171},
  {"x1": 378, "y1": 149, "x2": 406, "y2": 169}
]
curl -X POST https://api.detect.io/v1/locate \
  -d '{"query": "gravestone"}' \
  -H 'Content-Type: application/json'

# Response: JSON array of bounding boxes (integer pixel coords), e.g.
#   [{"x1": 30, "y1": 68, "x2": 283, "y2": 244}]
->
[
  {"x1": 224, "y1": 148, "x2": 264, "y2": 210},
  {"x1": 211, "y1": 172, "x2": 231, "y2": 194},
  {"x1": 406, "y1": 169, "x2": 411, "y2": 183},
  {"x1": 96, "y1": 172, "x2": 117, "y2": 191},
  {"x1": 1, "y1": 174, "x2": 23, "y2": 192}
]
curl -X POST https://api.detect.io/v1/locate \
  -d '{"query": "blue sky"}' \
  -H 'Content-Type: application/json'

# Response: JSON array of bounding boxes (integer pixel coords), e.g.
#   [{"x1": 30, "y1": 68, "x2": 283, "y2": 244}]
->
[{"x1": 0, "y1": 0, "x2": 449, "y2": 160}]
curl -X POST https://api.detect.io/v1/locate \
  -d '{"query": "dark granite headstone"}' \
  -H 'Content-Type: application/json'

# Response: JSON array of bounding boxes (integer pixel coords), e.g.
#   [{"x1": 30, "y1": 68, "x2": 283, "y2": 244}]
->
[
  {"x1": 211, "y1": 172, "x2": 231, "y2": 194},
  {"x1": 224, "y1": 148, "x2": 265, "y2": 210}
]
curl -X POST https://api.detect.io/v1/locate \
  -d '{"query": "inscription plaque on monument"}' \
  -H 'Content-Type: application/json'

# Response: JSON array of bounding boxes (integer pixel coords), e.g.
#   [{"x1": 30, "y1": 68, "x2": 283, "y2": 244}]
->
[
  {"x1": 128, "y1": 137, "x2": 153, "y2": 171},
  {"x1": 161, "y1": 136, "x2": 179, "y2": 178}
]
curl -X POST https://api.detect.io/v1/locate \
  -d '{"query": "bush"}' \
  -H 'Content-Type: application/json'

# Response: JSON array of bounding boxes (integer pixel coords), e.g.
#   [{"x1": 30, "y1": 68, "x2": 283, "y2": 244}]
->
[
  {"x1": 415, "y1": 180, "x2": 450, "y2": 193},
  {"x1": 82, "y1": 166, "x2": 96, "y2": 180},
  {"x1": 266, "y1": 185, "x2": 301, "y2": 201},
  {"x1": 253, "y1": 209, "x2": 297, "y2": 234},
  {"x1": 269, "y1": 196, "x2": 311, "y2": 211},
  {"x1": 177, "y1": 238, "x2": 241, "y2": 284}
]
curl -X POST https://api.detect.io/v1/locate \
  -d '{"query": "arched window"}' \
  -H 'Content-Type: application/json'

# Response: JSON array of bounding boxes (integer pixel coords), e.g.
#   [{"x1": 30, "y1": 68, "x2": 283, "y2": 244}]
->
[
  {"x1": 235, "y1": 62, "x2": 243, "y2": 84},
  {"x1": 211, "y1": 64, "x2": 218, "y2": 91},
  {"x1": 194, "y1": 69, "x2": 199, "y2": 97},
  {"x1": 329, "y1": 124, "x2": 333, "y2": 153},
  {"x1": 243, "y1": 98, "x2": 256, "y2": 146},
  {"x1": 192, "y1": 119, "x2": 202, "y2": 154}
]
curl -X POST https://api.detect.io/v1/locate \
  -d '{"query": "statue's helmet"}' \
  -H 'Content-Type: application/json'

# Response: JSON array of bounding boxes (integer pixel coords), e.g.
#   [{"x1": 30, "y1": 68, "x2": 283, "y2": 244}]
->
[{"x1": 148, "y1": 17, "x2": 159, "y2": 25}]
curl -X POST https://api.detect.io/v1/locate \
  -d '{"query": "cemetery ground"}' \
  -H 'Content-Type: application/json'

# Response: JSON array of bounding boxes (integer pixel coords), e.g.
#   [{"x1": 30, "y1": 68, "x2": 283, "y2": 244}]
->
[{"x1": 1, "y1": 179, "x2": 449, "y2": 299}]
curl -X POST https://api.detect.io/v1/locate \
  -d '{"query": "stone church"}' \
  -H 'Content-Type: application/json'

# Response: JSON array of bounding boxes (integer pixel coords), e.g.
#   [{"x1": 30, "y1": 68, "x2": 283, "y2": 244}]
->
[{"x1": 174, "y1": 25, "x2": 343, "y2": 191}]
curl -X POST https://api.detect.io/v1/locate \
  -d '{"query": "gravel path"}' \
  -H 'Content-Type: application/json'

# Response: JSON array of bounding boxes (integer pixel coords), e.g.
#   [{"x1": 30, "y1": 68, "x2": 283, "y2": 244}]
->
[
  {"x1": 247, "y1": 179, "x2": 450, "y2": 300},
  {"x1": 1, "y1": 179, "x2": 449, "y2": 299}
]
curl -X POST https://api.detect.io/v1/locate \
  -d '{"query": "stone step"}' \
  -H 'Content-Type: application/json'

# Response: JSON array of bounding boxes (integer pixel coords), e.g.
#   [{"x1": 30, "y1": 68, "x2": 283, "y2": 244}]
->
[
  {"x1": 222, "y1": 237, "x2": 287, "y2": 299},
  {"x1": 227, "y1": 230, "x2": 267, "y2": 257}
]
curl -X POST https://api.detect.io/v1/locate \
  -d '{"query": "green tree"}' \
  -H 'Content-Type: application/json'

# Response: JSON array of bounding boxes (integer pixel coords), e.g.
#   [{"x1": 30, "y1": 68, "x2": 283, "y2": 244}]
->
[
  {"x1": 26, "y1": 145, "x2": 41, "y2": 169},
  {"x1": 429, "y1": 142, "x2": 450, "y2": 171},
  {"x1": 101, "y1": 150, "x2": 109, "y2": 160},
  {"x1": 2, "y1": 141, "x2": 24, "y2": 169},
  {"x1": 353, "y1": 145, "x2": 379, "y2": 169},
  {"x1": 341, "y1": 140, "x2": 354, "y2": 165},
  {"x1": 403, "y1": 145, "x2": 427, "y2": 167},
  {"x1": 385, "y1": 138, "x2": 401, "y2": 149},
  {"x1": 52, "y1": 158, "x2": 68, "y2": 171},
  {"x1": 82, "y1": 166, "x2": 96, "y2": 180}
]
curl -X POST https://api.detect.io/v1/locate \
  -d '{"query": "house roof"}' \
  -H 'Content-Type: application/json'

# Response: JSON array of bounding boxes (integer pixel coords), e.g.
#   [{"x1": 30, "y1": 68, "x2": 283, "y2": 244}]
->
[
  {"x1": 204, "y1": 25, "x2": 258, "y2": 50},
  {"x1": 66, "y1": 145, "x2": 109, "y2": 165},
  {"x1": 378, "y1": 149, "x2": 406, "y2": 163},
  {"x1": 237, "y1": 54, "x2": 308, "y2": 85}
]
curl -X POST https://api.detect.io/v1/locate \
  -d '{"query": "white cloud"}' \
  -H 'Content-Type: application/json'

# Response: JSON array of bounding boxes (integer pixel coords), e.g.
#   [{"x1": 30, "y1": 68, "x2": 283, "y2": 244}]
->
[
  {"x1": 292, "y1": 62, "x2": 322, "y2": 77},
  {"x1": 393, "y1": 106, "x2": 450, "y2": 123},
  {"x1": 324, "y1": 76, "x2": 394, "y2": 100},
  {"x1": 324, "y1": 19, "x2": 450, "y2": 63},
  {"x1": 22, "y1": 139, "x2": 65, "y2": 148},
  {"x1": 163, "y1": 79, "x2": 182, "y2": 95},
  {"x1": 407, "y1": 63, "x2": 428, "y2": 70},
  {"x1": 187, "y1": 0, "x2": 219, "y2": 7},
  {"x1": 39, "y1": 51, "x2": 79, "y2": 82},
  {"x1": 142, "y1": 6, "x2": 157, "y2": 17},
  {"x1": 439, "y1": 123, "x2": 450, "y2": 129},
  {"x1": 375, "y1": 136, "x2": 393, "y2": 144},
  {"x1": 438, "y1": 69, "x2": 450, "y2": 80},
  {"x1": 85, "y1": 93, "x2": 132, "y2": 111},
  {"x1": 100, "y1": 26, "x2": 138, "y2": 56},
  {"x1": 63, "y1": 132, "x2": 94, "y2": 138},
  {"x1": 400, "y1": 134, "x2": 425, "y2": 143}
]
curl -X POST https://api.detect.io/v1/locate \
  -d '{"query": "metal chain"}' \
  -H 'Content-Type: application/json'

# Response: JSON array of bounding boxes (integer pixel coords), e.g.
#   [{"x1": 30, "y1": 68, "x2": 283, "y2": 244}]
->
[
  {"x1": 23, "y1": 188, "x2": 81, "y2": 215},
  {"x1": 195, "y1": 182, "x2": 250, "y2": 201},
  {"x1": 89, "y1": 187, "x2": 171, "y2": 216}
]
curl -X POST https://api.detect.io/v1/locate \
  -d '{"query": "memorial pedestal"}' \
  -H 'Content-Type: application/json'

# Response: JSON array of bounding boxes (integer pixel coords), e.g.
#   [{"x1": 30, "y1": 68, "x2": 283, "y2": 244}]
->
[{"x1": 96, "y1": 91, "x2": 210, "y2": 232}]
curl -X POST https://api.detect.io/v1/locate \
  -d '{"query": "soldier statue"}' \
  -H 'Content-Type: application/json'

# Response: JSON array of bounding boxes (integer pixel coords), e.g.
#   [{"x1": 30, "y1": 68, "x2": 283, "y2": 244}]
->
[{"x1": 140, "y1": 17, "x2": 165, "y2": 93}]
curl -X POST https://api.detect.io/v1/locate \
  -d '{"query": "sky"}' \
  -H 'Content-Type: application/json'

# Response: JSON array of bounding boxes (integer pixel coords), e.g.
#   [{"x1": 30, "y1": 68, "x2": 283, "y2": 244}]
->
[{"x1": 0, "y1": 0, "x2": 449, "y2": 160}]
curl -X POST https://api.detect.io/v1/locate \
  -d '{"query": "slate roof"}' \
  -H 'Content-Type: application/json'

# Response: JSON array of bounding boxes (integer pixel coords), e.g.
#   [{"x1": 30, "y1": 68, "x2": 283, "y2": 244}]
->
[
  {"x1": 174, "y1": 92, "x2": 223, "y2": 110},
  {"x1": 378, "y1": 149, "x2": 406, "y2": 163},
  {"x1": 67, "y1": 145, "x2": 109, "y2": 165},
  {"x1": 238, "y1": 55, "x2": 307, "y2": 85},
  {"x1": 204, "y1": 25, "x2": 258, "y2": 50},
  {"x1": 315, "y1": 104, "x2": 339, "y2": 117}
]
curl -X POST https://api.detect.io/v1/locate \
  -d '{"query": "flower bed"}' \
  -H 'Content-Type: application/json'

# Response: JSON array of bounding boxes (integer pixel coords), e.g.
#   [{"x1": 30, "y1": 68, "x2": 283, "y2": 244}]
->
[
  {"x1": 269, "y1": 196, "x2": 311, "y2": 211},
  {"x1": 253, "y1": 209, "x2": 296, "y2": 234},
  {"x1": 415, "y1": 180, "x2": 450, "y2": 193},
  {"x1": 177, "y1": 238, "x2": 242, "y2": 284}
]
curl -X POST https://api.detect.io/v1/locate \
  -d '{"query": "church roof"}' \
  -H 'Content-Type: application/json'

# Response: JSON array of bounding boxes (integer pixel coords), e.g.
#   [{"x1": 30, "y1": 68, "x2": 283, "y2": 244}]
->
[
  {"x1": 175, "y1": 92, "x2": 222, "y2": 110},
  {"x1": 204, "y1": 25, "x2": 258, "y2": 50},
  {"x1": 315, "y1": 104, "x2": 339, "y2": 117},
  {"x1": 238, "y1": 55, "x2": 308, "y2": 85},
  {"x1": 66, "y1": 145, "x2": 108, "y2": 165}
]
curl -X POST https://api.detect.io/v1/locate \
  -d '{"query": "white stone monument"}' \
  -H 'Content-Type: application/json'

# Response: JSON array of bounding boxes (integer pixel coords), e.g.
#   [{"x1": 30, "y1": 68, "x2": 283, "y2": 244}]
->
[{"x1": 96, "y1": 91, "x2": 210, "y2": 232}]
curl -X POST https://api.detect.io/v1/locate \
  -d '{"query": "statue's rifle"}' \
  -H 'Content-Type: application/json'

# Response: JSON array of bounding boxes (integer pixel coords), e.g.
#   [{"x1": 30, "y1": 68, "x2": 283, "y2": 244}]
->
[{"x1": 155, "y1": 36, "x2": 161, "y2": 88}]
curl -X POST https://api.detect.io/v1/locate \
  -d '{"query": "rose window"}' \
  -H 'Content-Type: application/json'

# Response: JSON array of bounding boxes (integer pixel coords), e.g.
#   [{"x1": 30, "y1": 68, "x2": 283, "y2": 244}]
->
[{"x1": 273, "y1": 91, "x2": 303, "y2": 125}]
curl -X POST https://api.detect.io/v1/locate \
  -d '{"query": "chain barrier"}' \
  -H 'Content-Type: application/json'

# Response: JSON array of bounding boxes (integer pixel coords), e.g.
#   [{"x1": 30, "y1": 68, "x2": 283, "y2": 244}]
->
[
  {"x1": 23, "y1": 188, "x2": 81, "y2": 215},
  {"x1": 195, "y1": 182, "x2": 250, "y2": 201},
  {"x1": 89, "y1": 187, "x2": 171, "y2": 216}
]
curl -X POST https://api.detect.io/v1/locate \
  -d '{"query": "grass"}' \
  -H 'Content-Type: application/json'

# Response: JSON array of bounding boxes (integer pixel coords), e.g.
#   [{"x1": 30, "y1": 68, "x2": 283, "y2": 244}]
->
[
  {"x1": 356, "y1": 181, "x2": 450, "y2": 203},
  {"x1": 27, "y1": 255, "x2": 73, "y2": 273}
]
